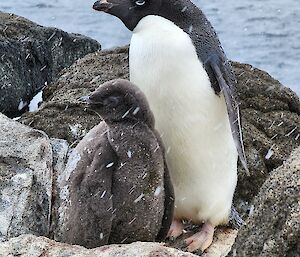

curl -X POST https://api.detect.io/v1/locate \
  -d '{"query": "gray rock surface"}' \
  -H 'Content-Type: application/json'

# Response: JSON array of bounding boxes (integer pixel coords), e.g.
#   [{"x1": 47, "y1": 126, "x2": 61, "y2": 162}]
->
[
  {"x1": 20, "y1": 46, "x2": 300, "y2": 213},
  {"x1": 0, "y1": 12, "x2": 100, "y2": 118},
  {"x1": 0, "y1": 234, "x2": 197, "y2": 257},
  {"x1": 229, "y1": 146, "x2": 300, "y2": 257},
  {"x1": 48, "y1": 138, "x2": 69, "y2": 239},
  {"x1": 234, "y1": 62, "x2": 300, "y2": 212},
  {"x1": 0, "y1": 113, "x2": 53, "y2": 241}
]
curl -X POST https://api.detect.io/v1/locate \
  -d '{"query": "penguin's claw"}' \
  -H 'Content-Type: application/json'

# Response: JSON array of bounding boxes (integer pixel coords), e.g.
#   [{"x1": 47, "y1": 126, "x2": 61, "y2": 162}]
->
[
  {"x1": 184, "y1": 223, "x2": 214, "y2": 253},
  {"x1": 167, "y1": 219, "x2": 184, "y2": 239}
]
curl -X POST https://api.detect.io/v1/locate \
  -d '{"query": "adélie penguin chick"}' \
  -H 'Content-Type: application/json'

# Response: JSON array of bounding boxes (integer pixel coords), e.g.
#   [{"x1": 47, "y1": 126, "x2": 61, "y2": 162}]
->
[
  {"x1": 93, "y1": 0, "x2": 249, "y2": 252},
  {"x1": 61, "y1": 79, "x2": 174, "y2": 248}
]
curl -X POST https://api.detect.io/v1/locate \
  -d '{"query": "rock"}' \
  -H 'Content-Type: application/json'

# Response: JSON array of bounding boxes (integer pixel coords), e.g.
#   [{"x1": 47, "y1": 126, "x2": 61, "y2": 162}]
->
[
  {"x1": 20, "y1": 47, "x2": 129, "y2": 143},
  {"x1": 203, "y1": 229, "x2": 238, "y2": 257},
  {"x1": 0, "y1": 234, "x2": 197, "y2": 257},
  {"x1": 0, "y1": 12, "x2": 100, "y2": 118},
  {"x1": 20, "y1": 46, "x2": 300, "y2": 213},
  {"x1": 48, "y1": 138, "x2": 69, "y2": 239},
  {"x1": 234, "y1": 62, "x2": 300, "y2": 212},
  {"x1": 0, "y1": 113, "x2": 53, "y2": 241},
  {"x1": 229, "y1": 147, "x2": 300, "y2": 257}
]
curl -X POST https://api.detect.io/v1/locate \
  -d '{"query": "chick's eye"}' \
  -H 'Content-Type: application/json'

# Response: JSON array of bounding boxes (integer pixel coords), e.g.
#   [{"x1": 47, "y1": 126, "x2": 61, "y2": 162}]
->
[
  {"x1": 135, "y1": 0, "x2": 145, "y2": 6},
  {"x1": 103, "y1": 96, "x2": 121, "y2": 107}
]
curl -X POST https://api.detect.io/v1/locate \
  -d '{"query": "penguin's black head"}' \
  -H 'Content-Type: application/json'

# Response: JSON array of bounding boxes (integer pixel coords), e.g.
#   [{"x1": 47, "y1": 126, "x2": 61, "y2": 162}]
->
[
  {"x1": 93, "y1": 0, "x2": 167, "y2": 31},
  {"x1": 82, "y1": 79, "x2": 155, "y2": 127}
]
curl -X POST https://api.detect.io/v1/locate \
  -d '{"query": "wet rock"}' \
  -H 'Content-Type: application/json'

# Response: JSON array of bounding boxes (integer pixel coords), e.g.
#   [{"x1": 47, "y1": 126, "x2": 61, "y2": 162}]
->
[
  {"x1": 20, "y1": 46, "x2": 300, "y2": 212},
  {"x1": 0, "y1": 234, "x2": 197, "y2": 257},
  {"x1": 0, "y1": 12, "x2": 100, "y2": 118},
  {"x1": 0, "y1": 113, "x2": 52, "y2": 241},
  {"x1": 229, "y1": 146, "x2": 300, "y2": 257}
]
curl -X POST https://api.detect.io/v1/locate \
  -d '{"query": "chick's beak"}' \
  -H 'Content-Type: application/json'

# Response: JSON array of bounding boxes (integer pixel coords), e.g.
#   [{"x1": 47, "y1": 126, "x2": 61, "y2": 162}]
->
[
  {"x1": 93, "y1": 0, "x2": 114, "y2": 12},
  {"x1": 79, "y1": 96, "x2": 91, "y2": 104}
]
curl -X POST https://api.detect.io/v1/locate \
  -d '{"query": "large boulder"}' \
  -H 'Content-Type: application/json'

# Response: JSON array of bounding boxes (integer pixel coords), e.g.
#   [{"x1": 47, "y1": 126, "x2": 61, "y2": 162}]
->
[
  {"x1": 229, "y1": 146, "x2": 300, "y2": 257},
  {"x1": 234, "y1": 62, "x2": 300, "y2": 213},
  {"x1": 20, "y1": 47, "x2": 129, "y2": 143},
  {"x1": 20, "y1": 46, "x2": 300, "y2": 213},
  {"x1": 0, "y1": 234, "x2": 197, "y2": 257},
  {"x1": 0, "y1": 113, "x2": 53, "y2": 241},
  {"x1": 0, "y1": 12, "x2": 100, "y2": 118},
  {"x1": 48, "y1": 138, "x2": 69, "y2": 239}
]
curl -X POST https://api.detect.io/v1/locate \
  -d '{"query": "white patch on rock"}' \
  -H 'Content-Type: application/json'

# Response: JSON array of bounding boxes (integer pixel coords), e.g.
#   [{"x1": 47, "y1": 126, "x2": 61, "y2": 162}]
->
[
  {"x1": 69, "y1": 124, "x2": 86, "y2": 139},
  {"x1": 18, "y1": 99, "x2": 27, "y2": 110},
  {"x1": 29, "y1": 90, "x2": 43, "y2": 112}
]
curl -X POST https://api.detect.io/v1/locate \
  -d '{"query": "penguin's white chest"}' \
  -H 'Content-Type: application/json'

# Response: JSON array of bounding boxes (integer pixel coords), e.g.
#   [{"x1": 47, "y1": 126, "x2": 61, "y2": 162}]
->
[{"x1": 129, "y1": 15, "x2": 237, "y2": 226}]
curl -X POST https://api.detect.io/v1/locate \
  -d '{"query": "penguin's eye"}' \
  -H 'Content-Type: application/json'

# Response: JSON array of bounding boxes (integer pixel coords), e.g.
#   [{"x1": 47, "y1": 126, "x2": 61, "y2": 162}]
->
[{"x1": 135, "y1": 0, "x2": 146, "y2": 6}]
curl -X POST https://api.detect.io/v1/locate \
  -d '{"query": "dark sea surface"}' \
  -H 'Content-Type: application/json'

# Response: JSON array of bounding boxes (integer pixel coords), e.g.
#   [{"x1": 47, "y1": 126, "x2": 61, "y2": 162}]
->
[{"x1": 1, "y1": 0, "x2": 299, "y2": 95}]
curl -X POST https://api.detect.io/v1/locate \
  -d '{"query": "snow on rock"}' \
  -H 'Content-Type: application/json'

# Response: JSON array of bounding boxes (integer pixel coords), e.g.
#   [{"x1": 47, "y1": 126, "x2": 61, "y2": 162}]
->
[
  {"x1": 69, "y1": 124, "x2": 86, "y2": 139},
  {"x1": 17, "y1": 99, "x2": 27, "y2": 111},
  {"x1": 28, "y1": 90, "x2": 43, "y2": 112}
]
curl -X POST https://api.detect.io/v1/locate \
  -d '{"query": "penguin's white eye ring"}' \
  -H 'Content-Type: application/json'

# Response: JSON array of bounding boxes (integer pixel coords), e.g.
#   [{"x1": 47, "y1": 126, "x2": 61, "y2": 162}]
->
[{"x1": 135, "y1": 0, "x2": 146, "y2": 6}]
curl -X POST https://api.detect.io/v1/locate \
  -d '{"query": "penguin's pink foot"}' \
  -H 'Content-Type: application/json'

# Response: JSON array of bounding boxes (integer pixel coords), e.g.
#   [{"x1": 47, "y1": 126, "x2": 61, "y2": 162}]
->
[
  {"x1": 167, "y1": 219, "x2": 184, "y2": 239},
  {"x1": 184, "y1": 223, "x2": 214, "y2": 253}
]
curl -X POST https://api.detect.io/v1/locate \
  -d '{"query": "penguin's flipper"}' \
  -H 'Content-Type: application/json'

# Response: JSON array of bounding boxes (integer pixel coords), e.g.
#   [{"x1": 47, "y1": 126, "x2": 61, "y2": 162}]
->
[{"x1": 208, "y1": 55, "x2": 249, "y2": 175}]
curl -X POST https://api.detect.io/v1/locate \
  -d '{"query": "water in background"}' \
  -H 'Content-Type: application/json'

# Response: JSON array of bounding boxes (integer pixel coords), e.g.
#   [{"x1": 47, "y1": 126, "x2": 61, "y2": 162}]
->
[{"x1": 1, "y1": 0, "x2": 299, "y2": 95}]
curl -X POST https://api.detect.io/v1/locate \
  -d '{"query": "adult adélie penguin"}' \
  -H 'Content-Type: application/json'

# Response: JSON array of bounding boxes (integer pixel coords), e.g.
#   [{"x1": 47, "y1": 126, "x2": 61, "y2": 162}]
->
[{"x1": 93, "y1": 0, "x2": 249, "y2": 252}]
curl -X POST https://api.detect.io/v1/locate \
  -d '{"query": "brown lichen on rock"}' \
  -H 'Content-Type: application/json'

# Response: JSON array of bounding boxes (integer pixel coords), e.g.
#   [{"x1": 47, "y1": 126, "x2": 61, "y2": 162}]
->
[
  {"x1": 234, "y1": 62, "x2": 300, "y2": 210},
  {"x1": 229, "y1": 147, "x2": 300, "y2": 257},
  {"x1": 20, "y1": 47, "x2": 129, "y2": 144}
]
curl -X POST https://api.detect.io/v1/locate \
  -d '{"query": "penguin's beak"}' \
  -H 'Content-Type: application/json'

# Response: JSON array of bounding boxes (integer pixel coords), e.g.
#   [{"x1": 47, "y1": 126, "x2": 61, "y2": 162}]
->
[{"x1": 93, "y1": 0, "x2": 114, "y2": 12}]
